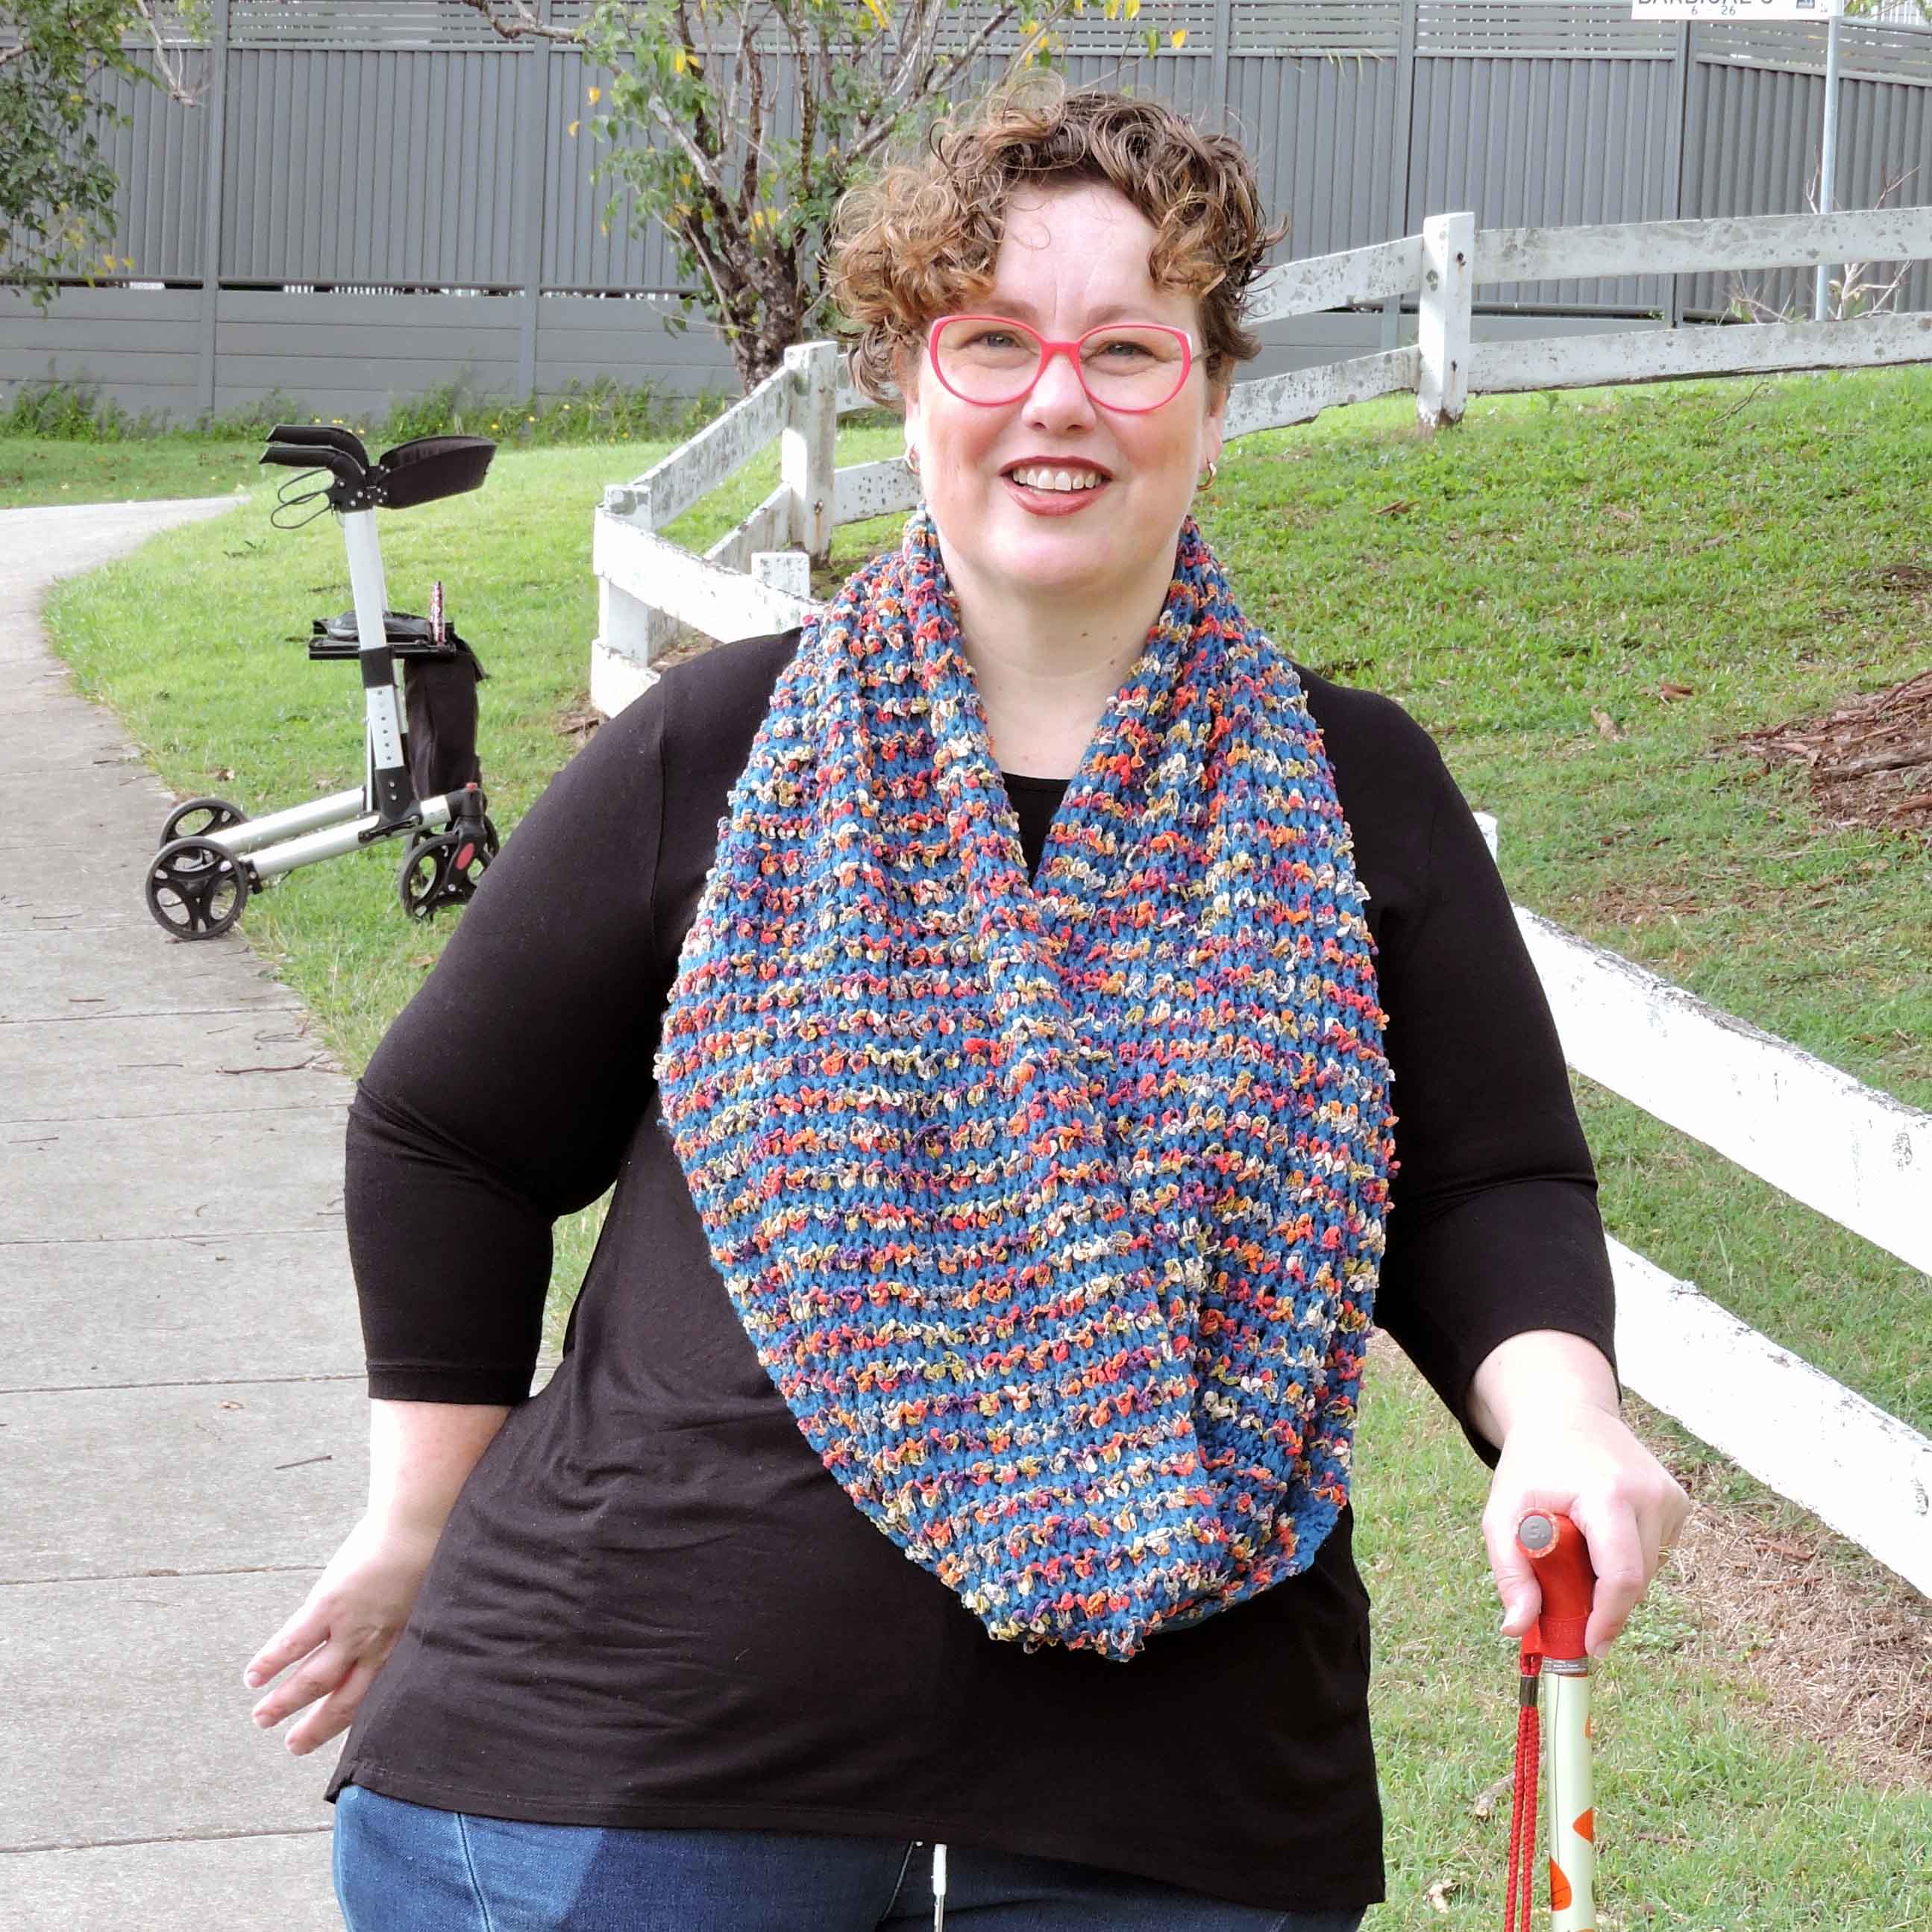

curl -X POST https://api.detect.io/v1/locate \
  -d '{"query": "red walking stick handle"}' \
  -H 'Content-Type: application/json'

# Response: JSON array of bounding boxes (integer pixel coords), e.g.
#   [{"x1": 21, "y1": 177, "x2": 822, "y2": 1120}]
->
[{"x1": 1517, "y1": 1511, "x2": 1595, "y2": 1664}]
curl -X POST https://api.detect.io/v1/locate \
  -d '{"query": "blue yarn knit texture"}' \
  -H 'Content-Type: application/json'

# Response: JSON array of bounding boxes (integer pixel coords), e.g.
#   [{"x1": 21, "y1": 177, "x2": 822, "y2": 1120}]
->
[{"x1": 653, "y1": 504, "x2": 1399, "y2": 1660}]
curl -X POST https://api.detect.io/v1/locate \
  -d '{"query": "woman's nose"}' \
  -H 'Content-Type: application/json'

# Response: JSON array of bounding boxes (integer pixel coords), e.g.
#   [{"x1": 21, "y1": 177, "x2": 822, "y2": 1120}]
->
[{"x1": 1024, "y1": 345, "x2": 1097, "y2": 419}]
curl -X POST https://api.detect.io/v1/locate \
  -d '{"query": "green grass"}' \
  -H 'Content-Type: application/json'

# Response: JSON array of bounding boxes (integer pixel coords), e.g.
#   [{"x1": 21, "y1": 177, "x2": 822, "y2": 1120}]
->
[
  {"x1": 37, "y1": 365, "x2": 1932, "y2": 1928},
  {"x1": 0, "y1": 436, "x2": 271, "y2": 507},
  {"x1": 0, "y1": 371, "x2": 741, "y2": 509}
]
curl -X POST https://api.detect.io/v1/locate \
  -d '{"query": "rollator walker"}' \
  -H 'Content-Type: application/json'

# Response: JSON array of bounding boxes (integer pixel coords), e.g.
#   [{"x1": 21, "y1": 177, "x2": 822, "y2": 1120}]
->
[{"x1": 145, "y1": 426, "x2": 500, "y2": 940}]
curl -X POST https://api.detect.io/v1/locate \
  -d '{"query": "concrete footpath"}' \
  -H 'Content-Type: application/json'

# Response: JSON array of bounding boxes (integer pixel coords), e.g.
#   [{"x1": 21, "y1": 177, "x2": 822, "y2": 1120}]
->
[{"x1": 1, "y1": 500, "x2": 366, "y2": 1930}]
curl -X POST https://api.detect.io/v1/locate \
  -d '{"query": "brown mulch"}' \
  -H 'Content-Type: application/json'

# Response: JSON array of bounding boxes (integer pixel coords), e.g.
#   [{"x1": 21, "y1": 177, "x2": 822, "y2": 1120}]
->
[{"x1": 1722, "y1": 620, "x2": 1932, "y2": 844}]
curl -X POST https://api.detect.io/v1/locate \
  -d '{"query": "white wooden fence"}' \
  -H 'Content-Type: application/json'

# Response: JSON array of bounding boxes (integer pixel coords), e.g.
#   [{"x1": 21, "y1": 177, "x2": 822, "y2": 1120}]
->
[{"x1": 589, "y1": 207, "x2": 1932, "y2": 1596}]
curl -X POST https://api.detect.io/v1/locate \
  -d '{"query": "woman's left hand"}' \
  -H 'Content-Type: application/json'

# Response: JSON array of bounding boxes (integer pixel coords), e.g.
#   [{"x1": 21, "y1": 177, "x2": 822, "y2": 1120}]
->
[{"x1": 1482, "y1": 1402, "x2": 1693, "y2": 1659}]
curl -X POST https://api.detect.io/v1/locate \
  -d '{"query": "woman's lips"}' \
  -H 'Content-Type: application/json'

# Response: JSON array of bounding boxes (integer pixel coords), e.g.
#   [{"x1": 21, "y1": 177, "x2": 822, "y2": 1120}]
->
[{"x1": 1003, "y1": 473, "x2": 1111, "y2": 515}]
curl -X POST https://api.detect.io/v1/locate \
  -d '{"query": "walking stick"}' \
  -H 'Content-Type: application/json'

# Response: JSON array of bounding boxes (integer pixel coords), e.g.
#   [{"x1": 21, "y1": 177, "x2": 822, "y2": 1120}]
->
[{"x1": 1505, "y1": 1511, "x2": 1599, "y2": 1932}]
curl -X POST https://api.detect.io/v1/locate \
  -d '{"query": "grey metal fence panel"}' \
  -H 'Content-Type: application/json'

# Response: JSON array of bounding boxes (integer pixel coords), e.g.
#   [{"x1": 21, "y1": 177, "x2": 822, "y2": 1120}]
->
[
  {"x1": 1229, "y1": 53, "x2": 1406, "y2": 259},
  {"x1": 1681, "y1": 20, "x2": 1932, "y2": 319},
  {"x1": 544, "y1": 47, "x2": 663, "y2": 292},
  {"x1": 210, "y1": 286, "x2": 524, "y2": 415},
  {"x1": 222, "y1": 46, "x2": 527, "y2": 283},
  {"x1": 72, "y1": 47, "x2": 213, "y2": 283},
  {"x1": 0, "y1": 285, "x2": 205, "y2": 421},
  {"x1": 107, "y1": 46, "x2": 211, "y2": 282},
  {"x1": 1408, "y1": 40, "x2": 1683, "y2": 310},
  {"x1": 221, "y1": 27, "x2": 524, "y2": 293}
]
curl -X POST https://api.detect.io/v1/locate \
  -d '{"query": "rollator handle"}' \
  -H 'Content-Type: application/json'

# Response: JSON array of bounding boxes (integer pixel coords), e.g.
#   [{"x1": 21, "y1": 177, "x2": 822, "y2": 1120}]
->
[
  {"x1": 1515, "y1": 1511, "x2": 1595, "y2": 1664},
  {"x1": 260, "y1": 442, "x2": 364, "y2": 486},
  {"x1": 266, "y1": 424, "x2": 371, "y2": 466}
]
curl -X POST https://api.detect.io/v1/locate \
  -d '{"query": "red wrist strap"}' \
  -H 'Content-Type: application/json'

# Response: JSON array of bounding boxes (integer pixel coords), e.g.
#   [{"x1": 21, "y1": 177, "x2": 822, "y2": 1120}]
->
[{"x1": 1504, "y1": 1649, "x2": 1542, "y2": 1932}]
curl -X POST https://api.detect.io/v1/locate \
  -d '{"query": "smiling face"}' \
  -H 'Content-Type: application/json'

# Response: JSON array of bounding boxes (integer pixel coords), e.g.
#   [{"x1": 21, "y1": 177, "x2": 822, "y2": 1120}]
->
[{"x1": 895, "y1": 177, "x2": 1228, "y2": 615}]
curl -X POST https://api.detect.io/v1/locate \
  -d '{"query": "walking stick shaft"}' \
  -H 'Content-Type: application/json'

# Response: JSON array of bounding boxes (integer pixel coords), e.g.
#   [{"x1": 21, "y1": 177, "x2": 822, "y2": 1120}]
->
[
  {"x1": 1511, "y1": 1511, "x2": 1599, "y2": 1931},
  {"x1": 1544, "y1": 1668, "x2": 1595, "y2": 1929}
]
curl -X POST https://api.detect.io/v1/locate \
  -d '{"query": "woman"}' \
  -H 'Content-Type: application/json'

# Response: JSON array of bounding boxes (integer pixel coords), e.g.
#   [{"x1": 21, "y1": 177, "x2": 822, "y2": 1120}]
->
[{"x1": 246, "y1": 78, "x2": 1689, "y2": 1931}]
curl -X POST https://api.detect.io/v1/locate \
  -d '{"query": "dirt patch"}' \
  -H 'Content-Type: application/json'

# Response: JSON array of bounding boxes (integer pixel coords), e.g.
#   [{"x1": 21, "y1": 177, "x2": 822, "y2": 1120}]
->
[
  {"x1": 1639, "y1": 1408, "x2": 1932, "y2": 1793},
  {"x1": 1721, "y1": 652, "x2": 1932, "y2": 847},
  {"x1": 1559, "y1": 877, "x2": 1713, "y2": 926},
  {"x1": 558, "y1": 627, "x2": 723, "y2": 741}
]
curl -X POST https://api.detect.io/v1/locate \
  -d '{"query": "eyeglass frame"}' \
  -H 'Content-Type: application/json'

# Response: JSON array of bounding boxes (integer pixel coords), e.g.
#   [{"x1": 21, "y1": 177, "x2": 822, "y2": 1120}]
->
[{"x1": 923, "y1": 313, "x2": 1199, "y2": 414}]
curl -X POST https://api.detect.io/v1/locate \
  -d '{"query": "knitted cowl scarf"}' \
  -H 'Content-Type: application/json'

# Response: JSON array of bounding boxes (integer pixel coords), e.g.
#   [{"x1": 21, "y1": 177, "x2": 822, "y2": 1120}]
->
[{"x1": 653, "y1": 502, "x2": 1398, "y2": 1661}]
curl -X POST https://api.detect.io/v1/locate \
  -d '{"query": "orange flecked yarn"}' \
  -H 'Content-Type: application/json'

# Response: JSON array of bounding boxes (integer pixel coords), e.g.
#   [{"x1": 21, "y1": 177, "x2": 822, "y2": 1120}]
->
[{"x1": 653, "y1": 505, "x2": 1398, "y2": 1659}]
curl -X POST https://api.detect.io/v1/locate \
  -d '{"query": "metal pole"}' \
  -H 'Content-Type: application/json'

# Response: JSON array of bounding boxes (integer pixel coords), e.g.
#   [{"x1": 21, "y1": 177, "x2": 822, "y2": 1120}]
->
[
  {"x1": 1382, "y1": 0, "x2": 1421, "y2": 353},
  {"x1": 514, "y1": 0, "x2": 553, "y2": 402},
  {"x1": 1209, "y1": 0, "x2": 1232, "y2": 135},
  {"x1": 1813, "y1": 7, "x2": 1842, "y2": 322},
  {"x1": 1666, "y1": 20, "x2": 1694, "y2": 330},
  {"x1": 195, "y1": 0, "x2": 231, "y2": 420}
]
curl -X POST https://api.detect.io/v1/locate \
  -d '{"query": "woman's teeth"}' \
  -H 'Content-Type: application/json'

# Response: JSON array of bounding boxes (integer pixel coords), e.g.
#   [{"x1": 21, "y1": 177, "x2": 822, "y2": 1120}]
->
[{"x1": 1009, "y1": 468, "x2": 1105, "y2": 492}]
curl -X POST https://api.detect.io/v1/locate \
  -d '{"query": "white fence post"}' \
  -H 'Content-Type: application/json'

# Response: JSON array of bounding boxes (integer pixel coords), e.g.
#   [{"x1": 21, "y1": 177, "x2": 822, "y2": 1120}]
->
[
  {"x1": 783, "y1": 340, "x2": 840, "y2": 565},
  {"x1": 590, "y1": 479, "x2": 668, "y2": 716},
  {"x1": 1417, "y1": 210, "x2": 1474, "y2": 432}
]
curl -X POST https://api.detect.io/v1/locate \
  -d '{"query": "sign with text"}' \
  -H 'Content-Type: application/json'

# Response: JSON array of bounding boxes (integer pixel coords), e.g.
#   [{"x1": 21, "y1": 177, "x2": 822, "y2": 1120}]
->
[{"x1": 1631, "y1": 1, "x2": 1841, "y2": 18}]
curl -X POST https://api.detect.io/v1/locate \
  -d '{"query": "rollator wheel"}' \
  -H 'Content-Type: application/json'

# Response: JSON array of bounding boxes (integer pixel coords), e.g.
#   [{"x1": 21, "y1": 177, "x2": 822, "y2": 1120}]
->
[
  {"x1": 146, "y1": 836, "x2": 251, "y2": 940},
  {"x1": 159, "y1": 795, "x2": 247, "y2": 848},
  {"x1": 397, "y1": 822, "x2": 495, "y2": 921}
]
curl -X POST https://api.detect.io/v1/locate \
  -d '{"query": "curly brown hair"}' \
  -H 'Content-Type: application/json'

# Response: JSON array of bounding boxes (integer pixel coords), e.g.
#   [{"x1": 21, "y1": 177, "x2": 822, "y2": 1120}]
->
[{"x1": 827, "y1": 74, "x2": 1290, "y2": 411}]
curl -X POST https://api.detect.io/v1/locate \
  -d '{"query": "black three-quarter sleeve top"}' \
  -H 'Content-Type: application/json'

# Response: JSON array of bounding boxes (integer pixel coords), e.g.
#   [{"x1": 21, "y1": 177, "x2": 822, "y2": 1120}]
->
[{"x1": 322, "y1": 627, "x2": 1621, "y2": 1915}]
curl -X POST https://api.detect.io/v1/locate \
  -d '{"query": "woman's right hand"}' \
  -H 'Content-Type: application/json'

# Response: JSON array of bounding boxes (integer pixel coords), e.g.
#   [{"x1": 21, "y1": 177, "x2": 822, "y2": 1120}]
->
[{"x1": 242, "y1": 1512, "x2": 442, "y2": 1757}]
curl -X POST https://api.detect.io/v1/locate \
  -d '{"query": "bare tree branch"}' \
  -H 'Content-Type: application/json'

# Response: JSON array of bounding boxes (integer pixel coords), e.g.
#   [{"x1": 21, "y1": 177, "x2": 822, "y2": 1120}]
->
[
  {"x1": 741, "y1": 32, "x2": 766, "y2": 216},
  {"x1": 453, "y1": 0, "x2": 583, "y2": 43},
  {"x1": 643, "y1": 92, "x2": 736, "y2": 207},
  {"x1": 720, "y1": 5, "x2": 761, "y2": 145},
  {"x1": 849, "y1": 1, "x2": 1024, "y2": 163},
  {"x1": 129, "y1": 0, "x2": 205, "y2": 104}
]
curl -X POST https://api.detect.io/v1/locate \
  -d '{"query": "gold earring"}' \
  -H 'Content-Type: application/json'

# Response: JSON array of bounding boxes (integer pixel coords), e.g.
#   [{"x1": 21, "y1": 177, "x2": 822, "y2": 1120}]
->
[
  {"x1": 1198, "y1": 459, "x2": 1218, "y2": 492},
  {"x1": 905, "y1": 446, "x2": 920, "y2": 474}
]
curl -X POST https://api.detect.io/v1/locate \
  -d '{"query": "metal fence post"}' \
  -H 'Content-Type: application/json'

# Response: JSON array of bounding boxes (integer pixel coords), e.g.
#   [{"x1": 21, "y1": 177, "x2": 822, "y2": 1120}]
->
[
  {"x1": 1382, "y1": 0, "x2": 1420, "y2": 354},
  {"x1": 1666, "y1": 21, "x2": 1695, "y2": 329},
  {"x1": 1210, "y1": 0, "x2": 1232, "y2": 134},
  {"x1": 195, "y1": 0, "x2": 231, "y2": 419},
  {"x1": 514, "y1": 0, "x2": 553, "y2": 402},
  {"x1": 1814, "y1": 7, "x2": 1845, "y2": 322},
  {"x1": 1416, "y1": 210, "x2": 1472, "y2": 431},
  {"x1": 782, "y1": 341, "x2": 839, "y2": 565}
]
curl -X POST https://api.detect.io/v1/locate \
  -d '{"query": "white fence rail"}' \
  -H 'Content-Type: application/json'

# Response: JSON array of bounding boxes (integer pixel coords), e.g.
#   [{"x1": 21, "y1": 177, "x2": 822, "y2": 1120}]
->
[
  {"x1": 586, "y1": 210, "x2": 1932, "y2": 1596},
  {"x1": 1472, "y1": 806, "x2": 1931, "y2": 1596},
  {"x1": 1517, "y1": 909, "x2": 1931, "y2": 1278},
  {"x1": 1608, "y1": 1237, "x2": 1931, "y2": 1594},
  {"x1": 1507, "y1": 890, "x2": 1931, "y2": 1596}
]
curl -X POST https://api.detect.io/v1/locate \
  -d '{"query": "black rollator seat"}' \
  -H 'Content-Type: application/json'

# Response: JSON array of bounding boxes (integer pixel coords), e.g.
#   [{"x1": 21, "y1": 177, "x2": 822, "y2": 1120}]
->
[{"x1": 258, "y1": 426, "x2": 496, "y2": 514}]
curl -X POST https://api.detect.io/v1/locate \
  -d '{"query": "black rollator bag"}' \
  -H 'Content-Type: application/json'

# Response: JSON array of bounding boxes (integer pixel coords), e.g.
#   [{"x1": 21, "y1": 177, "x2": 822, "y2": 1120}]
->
[{"x1": 404, "y1": 633, "x2": 486, "y2": 803}]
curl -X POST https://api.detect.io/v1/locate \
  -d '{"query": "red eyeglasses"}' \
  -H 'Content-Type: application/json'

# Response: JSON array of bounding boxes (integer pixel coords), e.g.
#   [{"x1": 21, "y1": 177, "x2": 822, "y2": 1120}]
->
[{"x1": 925, "y1": 314, "x2": 1197, "y2": 413}]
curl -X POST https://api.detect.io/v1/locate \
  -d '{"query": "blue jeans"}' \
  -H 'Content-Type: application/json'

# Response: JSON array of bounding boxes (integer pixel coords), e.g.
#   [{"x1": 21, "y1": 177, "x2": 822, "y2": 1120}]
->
[{"x1": 333, "y1": 1785, "x2": 1367, "y2": 1932}]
